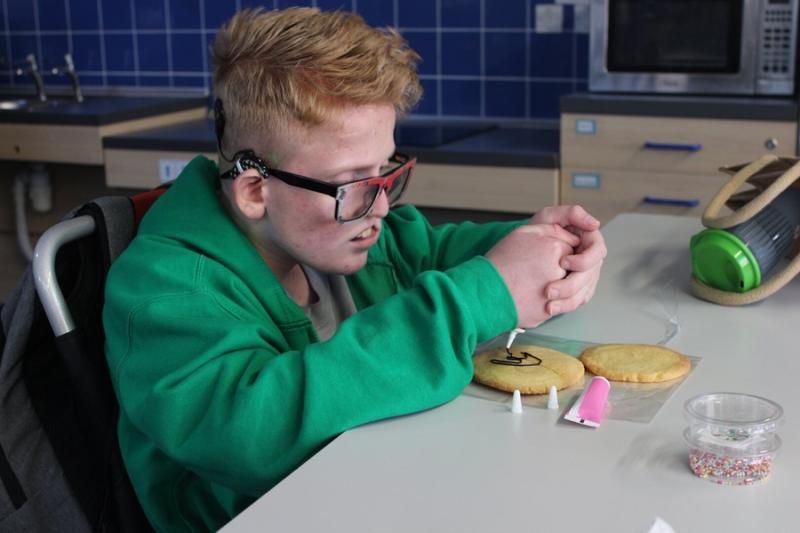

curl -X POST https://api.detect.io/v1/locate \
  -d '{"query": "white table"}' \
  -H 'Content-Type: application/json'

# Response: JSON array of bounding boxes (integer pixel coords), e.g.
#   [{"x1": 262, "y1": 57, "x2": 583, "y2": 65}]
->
[{"x1": 222, "y1": 214, "x2": 800, "y2": 533}]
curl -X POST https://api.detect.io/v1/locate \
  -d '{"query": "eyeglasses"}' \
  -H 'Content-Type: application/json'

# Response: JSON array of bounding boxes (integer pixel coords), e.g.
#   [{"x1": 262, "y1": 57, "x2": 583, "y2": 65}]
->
[{"x1": 220, "y1": 151, "x2": 416, "y2": 223}]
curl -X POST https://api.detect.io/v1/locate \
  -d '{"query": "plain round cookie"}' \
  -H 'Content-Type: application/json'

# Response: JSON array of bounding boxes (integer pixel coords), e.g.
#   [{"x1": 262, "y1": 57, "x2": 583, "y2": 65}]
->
[
  {"x1": 580, "y1": 343, "x2": 690, "y2": 383},
  {"x1": 473, "y1": 345, "x2": 584, "y2": 394}
]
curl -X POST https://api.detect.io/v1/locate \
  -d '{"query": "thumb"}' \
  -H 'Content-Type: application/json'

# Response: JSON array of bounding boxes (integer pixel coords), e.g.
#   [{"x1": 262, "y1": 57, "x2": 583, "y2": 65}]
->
[
  {"x1": 536, "y1": 205, "x2": 599, "y2": 231},
  {"x1": 518, "y1": 223, "x2": 581, "y2": 247}
]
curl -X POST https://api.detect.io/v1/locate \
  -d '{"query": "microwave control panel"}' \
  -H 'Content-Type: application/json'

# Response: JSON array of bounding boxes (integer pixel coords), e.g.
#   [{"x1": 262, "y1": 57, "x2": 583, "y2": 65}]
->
[{"x1": 758, "y1": 2, "x2": 796, "y2": 79}]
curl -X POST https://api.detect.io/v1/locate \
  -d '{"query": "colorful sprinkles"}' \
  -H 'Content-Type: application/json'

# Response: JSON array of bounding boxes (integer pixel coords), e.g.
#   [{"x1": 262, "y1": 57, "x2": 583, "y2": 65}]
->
[{"x1": 688, "y1": 449, "x2": 774, "y2": 485}]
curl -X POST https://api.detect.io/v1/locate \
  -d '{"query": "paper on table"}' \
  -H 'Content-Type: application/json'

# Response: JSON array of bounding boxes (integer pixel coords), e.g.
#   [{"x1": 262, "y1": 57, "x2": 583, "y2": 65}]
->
[
  {"x1": 464, "y1": 331, "x2": 700, "y2": 424},
  {"x1": 645, "y1": 516, "x2": 677, "y2": 533}
]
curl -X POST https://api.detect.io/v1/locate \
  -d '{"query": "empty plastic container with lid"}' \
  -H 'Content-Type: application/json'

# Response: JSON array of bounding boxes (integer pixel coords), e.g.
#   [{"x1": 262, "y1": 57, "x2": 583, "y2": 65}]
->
[
  {"x1": 683, "y1": 392, "x2": 784, "y2": 485},
  {"x1": 690, "y1": 187, "x2": 800, "y2": 292}
]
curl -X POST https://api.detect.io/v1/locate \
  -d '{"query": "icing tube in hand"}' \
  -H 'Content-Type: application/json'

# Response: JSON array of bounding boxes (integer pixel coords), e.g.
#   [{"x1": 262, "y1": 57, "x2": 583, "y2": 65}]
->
[{"x1": 564, "y1": 376, "x2": 610, "y2": 428}]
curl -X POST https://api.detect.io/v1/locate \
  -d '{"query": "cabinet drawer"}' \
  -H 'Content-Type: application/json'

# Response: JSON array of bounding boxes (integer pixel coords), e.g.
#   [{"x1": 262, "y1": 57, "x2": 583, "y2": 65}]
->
[
  {"x1": 105, "y1": 148, "x2": 216, "y2": 188},
  {"x1": 0, "y1": 123, "x2": 103, "y2": 164},
  {"x1": 560, "y1": 167, "x2": 730, "y2": 225},
  {"x1": 403, "y1": 163, "x2": 557, "y2": 214},
  {"x1": 561, "y1": 113, "x2": 796, "y2": 174},
  {"x1": 0, "y1": 107, "x2": 205, "y2": 166}
]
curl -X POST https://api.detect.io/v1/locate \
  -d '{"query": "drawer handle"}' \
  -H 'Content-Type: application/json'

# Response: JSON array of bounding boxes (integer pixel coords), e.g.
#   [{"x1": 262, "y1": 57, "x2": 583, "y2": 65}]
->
[
  {"x1": 643, "y1": 196, "x2": 701, "y2": 207},
  {"x1": 643, "y1": 141, "x2": 702, "y2": 152}
]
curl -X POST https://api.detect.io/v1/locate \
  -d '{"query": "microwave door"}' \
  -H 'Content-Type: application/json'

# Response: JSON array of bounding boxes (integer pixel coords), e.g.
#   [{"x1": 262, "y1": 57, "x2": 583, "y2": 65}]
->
[{"x1": 590, "y1": 0, "x2": 759, "y2": 94}]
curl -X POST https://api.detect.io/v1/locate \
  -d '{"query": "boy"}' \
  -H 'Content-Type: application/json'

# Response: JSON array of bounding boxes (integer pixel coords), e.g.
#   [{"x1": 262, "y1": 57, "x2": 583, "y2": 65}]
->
[{"x1": 104, "y1": 8, "x2": 605, "y2": 530}]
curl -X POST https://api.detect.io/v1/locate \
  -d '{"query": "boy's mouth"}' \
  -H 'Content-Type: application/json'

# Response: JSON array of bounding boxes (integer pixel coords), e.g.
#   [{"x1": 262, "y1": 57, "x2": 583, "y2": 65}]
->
[{"x1": 352, "y1": 226, "x2": 375, "y2": 241}]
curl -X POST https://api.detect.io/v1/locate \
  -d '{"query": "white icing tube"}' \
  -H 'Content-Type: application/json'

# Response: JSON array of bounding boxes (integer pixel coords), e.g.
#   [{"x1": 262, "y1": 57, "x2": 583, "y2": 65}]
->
[{"x1": 505, "y1": 328, "x2": 526, "y2": 350}]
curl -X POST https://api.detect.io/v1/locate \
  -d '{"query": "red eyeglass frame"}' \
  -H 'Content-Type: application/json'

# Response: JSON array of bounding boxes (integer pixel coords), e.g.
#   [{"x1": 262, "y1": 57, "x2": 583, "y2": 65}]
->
[{"x1": 220, "y1": 151, "x2": 417, "y2": 222}]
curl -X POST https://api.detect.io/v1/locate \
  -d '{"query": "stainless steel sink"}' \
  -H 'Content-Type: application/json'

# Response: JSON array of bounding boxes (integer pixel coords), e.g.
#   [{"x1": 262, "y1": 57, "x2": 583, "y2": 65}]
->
[
  {"x1": 0, "y1": 97, "x2": 74, "y2": 112},
  {"x1": 0, "y1": 99, "x2": 29, "y2": 110}
]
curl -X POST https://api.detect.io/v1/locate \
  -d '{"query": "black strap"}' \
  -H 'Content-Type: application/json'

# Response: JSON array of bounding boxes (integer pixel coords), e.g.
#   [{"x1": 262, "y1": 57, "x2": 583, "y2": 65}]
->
[
  {"x1": 0, "y1": 302, "x2": 5, "y2": 348},
  {"x1": 214, "y1": 98, "x2": 237, "y2": 163},
  {"x1": 0, "y1": 440, "x2": 27, "y2": 509}
]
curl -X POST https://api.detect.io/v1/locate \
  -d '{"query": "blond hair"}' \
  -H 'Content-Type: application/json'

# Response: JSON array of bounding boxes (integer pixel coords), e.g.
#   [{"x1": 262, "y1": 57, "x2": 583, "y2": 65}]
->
[{"x1": 212, "y1": 7, "x2": 422, "y2": 157}]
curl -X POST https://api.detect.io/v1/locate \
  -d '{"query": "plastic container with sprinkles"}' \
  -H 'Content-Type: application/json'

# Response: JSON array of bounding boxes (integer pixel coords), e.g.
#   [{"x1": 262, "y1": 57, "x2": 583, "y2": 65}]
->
[{"x1": 683, "y1": 392, "x2": 784, "y2": 486}]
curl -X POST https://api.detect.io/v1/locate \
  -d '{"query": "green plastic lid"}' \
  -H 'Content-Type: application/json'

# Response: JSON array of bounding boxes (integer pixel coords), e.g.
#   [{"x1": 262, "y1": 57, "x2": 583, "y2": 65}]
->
[{"x1": 690, "y1": 229, "x2": 761, "y2": 292}]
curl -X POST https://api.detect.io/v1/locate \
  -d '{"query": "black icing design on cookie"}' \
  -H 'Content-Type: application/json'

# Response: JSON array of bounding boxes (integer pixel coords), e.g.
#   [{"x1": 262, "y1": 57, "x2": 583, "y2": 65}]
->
[{"x1": 490, "y1": 349, "x2": 543, "y2": 367}]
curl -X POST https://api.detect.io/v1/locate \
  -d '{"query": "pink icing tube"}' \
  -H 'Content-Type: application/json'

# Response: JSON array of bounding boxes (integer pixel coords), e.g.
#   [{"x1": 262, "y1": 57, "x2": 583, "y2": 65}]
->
[{"x1": 564, "y1": 376, "x2": 611, "y2": 428}]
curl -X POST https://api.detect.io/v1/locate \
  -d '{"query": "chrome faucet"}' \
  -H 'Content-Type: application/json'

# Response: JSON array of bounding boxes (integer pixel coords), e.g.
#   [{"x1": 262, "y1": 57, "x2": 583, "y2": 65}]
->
[
  {"x1": 15, "y1": 54, "x2": 46, "y2": 102},
  {"x1": 52, "y1": 53, "x2": 83, "y2": 103}
]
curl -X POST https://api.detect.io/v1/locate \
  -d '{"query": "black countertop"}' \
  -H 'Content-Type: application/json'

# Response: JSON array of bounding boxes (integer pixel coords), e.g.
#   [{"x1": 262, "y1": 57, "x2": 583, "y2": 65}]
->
[
  {"x1": 0, "y1": 95, "x2": 208, "y2": 125},
  {"x1": 102, "y1": 119, "x2": 561, "y2": 168},
  {"x1": 104, "y1": 117, "x2": 218, "y2": 152},
  {"x1": 99, "y1": 93, "x2": 800, "y2": 168},
  {"x1": 561, "y1": 93, "x2": 799, "y2": 121}
]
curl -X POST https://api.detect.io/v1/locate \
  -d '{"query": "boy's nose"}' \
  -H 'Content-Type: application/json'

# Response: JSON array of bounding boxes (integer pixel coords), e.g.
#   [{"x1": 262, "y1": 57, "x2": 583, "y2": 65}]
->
[{"x1": 368, "y1": 188, "x2": 390, "y2": 218}]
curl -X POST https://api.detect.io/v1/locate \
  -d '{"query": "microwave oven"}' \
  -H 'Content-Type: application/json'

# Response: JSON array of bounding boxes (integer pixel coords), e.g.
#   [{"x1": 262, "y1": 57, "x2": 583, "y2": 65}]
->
[{"x1": 589, "y1": 0, "x2": 798, "y2": 95}]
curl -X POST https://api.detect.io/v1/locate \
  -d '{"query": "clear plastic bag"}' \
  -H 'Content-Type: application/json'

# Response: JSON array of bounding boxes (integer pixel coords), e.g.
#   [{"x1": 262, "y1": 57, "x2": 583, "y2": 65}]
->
[{"x1": 466, "y1": 329, "x2": 699, "y2": 424}]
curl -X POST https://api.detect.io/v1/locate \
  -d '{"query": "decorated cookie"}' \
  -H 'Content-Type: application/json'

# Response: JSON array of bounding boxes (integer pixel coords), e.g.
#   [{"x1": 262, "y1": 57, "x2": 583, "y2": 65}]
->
[
  {"x1": 473, "y1": 345, "x2": 584, "y2": 394},
  {"x1": 580, "y1": 343, "x2": 690, "y2": 383}
]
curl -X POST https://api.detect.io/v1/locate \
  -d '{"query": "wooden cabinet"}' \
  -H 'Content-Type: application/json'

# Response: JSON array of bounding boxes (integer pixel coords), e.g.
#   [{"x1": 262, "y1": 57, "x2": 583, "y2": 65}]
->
[
  {"x1": 403, "y1": 163, "x2": 558, "y2": 215},
  {"x1": 560, "y1": 113, "x2": 797, "y2": 224},
  {"x1": 105, "y1": 148, "x2": 215, "y2": 188},
  {"x1": 0, "y1": 108, "x2": 206, "y2": 165}
]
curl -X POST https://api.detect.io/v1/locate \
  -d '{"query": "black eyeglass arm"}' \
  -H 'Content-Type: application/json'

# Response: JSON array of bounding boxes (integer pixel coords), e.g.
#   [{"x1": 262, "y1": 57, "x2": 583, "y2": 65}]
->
[
  {"x1": 218, "y1": 153, "x2": 335, "y2": 198},
  {"x1": 268, "y1": 169, "x2": 338, "y2": 197}
]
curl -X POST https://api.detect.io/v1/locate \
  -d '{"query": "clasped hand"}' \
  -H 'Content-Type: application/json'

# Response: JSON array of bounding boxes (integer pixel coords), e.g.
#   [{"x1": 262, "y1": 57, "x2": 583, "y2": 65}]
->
[{"x1": 486, "y1": 205, "x2": 606, "y2": 328}]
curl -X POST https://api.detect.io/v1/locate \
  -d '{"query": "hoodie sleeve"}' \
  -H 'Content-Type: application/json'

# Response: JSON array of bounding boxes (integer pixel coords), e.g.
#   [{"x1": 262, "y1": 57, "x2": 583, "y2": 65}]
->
[{"x1": 106, "y1": 248, "x2": 516, "y2": 499}]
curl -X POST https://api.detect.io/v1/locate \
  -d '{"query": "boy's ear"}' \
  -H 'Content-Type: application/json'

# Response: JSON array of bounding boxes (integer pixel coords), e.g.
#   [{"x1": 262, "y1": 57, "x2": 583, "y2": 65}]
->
[{"x1": 231, "y1": 170, "x2": 268, "y2": 220}]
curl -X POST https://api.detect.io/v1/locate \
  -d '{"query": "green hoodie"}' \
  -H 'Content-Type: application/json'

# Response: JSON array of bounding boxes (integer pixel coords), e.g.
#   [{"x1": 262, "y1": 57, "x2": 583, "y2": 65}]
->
[{"x1": 103, "y1": 156, "x2": 520, "y2": 531}]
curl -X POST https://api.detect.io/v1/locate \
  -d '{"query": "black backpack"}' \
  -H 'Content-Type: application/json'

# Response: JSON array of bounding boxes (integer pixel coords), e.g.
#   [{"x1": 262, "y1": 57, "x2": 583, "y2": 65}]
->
[{"x1": 0, "y1": 193, "x2": 164, "y2": 532}]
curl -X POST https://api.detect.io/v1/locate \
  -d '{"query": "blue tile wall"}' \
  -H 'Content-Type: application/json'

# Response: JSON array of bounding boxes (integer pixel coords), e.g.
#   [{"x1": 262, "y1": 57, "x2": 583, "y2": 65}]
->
[
  {"x1": 170, "y1": 0, "x2": 201, "y2": 29},
  {"x1": 399, "y1": 0, "x2": 435, "y2": 27},
  {"x1": 486, "y1": 80, "x2": 525, "y2": 117},
  {"x1": 1, "y1": 0, "x2": 587, "y2": 120},
  {"x1": 102, "y1": 0, "x2": 132, "y2": 30},
  {"x1": 135, "y1": 0, "x2": 167, "y2": 29},
  {"x1": 441, "y1": 32, "x2": 480, "y2": 76},
  {"x1": 6, "y1": 0, "x2": 34, "y2": 31},
  {"x1": 441, "y1": 0, "x2": 480, "y2": 28},
  {"x1": 70, "y1": 0, "x2": 100, "y2": 31},
  {"x1": 38, "y1": 0, "x2": 67, "y2": 31},
  {"x1": 486, "y1": 32, "x2": 526, "y2": 77}
]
